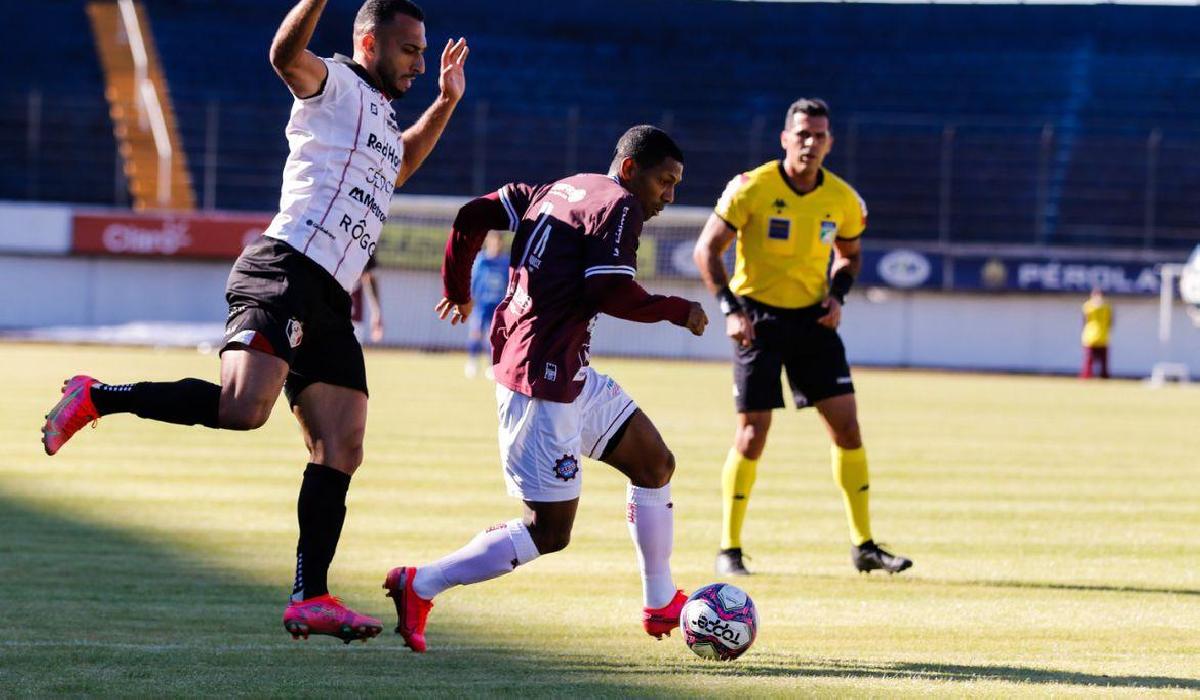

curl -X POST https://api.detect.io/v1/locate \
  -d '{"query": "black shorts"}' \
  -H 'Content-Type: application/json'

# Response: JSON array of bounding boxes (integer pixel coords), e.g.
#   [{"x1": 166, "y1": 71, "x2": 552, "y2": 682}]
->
[
  {"x1": 222, "y1": 237, "x2": 367, "y2": 405},
  {"x1": 733, "y1": 297, "x2": 854, "y2": 412}
]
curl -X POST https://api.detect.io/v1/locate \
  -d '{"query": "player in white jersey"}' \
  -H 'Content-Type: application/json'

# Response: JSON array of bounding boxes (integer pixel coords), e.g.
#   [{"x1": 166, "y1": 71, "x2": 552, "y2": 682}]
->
[{"x1": 39, "y1": 0, "x2": 468, "y2": 644}]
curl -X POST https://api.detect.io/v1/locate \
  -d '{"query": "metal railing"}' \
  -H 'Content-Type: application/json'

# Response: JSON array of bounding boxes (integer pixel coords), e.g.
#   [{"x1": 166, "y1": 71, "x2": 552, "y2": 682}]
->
[{"x1": 3, "y1": 91, "x2": 1198, "y2": 251}]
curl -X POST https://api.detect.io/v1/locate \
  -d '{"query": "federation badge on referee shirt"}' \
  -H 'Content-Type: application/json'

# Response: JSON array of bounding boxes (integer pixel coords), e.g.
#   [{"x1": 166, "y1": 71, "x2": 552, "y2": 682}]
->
[{"x1": 820, "y1": 219, "x2": 838, "y2": 244}]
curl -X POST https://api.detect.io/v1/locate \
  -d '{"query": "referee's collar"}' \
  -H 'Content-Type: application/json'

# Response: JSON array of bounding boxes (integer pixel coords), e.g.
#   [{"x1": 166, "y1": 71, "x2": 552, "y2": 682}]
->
[
  {"x1": 777, "y1": 160, "x2": 824, "y2": 197},
  {"x1": 333, "y1": 53, "x2": 386, "y2": 96}
]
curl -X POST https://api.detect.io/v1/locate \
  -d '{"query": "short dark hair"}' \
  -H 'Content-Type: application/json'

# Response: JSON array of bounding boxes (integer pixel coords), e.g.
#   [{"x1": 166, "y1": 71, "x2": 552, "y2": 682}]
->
[
  {"x1": 784, "y1": 98, "x2": 831, "y2": 129},
  {"x1": 610, "y1": 125, "x2": 684, "y2": 171},
  {"x1": 354, "y1": 0, "x2": 424, "y2": 38}
]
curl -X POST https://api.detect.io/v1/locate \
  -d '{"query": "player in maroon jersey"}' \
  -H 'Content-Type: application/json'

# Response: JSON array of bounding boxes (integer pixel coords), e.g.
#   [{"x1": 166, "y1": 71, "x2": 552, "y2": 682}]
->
[{"x1": 383, "y1": 126, "x2": 708, "y2": 652}]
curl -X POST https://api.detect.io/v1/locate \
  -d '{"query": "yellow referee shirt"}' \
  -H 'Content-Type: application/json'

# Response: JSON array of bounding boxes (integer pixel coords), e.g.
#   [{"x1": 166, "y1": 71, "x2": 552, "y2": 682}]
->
[
  {"x1": 715, "y1": 161, "x2": 867, "y2": 309},
  {"x1": 1081, "y1": 298, "x2": 1112, "y2": 348}
]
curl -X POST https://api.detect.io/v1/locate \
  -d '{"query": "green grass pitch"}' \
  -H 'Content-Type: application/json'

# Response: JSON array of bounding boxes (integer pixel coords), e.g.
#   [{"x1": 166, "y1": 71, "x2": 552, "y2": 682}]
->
[{"x1": 1, "y1": 343, "x2": 1197, "y2": 696}]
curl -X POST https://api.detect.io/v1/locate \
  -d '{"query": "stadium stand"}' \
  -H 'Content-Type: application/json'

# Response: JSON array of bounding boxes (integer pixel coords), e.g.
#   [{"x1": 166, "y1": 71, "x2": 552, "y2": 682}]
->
[{"x1": 3, "y1": 1, "x2": 1198, "y2": 249}]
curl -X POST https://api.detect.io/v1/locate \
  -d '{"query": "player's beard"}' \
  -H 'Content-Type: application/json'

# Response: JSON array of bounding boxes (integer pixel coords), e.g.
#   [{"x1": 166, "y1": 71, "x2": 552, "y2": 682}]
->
[{"x1": 377, "y1": 62, "x2": 409, "y2": 99}]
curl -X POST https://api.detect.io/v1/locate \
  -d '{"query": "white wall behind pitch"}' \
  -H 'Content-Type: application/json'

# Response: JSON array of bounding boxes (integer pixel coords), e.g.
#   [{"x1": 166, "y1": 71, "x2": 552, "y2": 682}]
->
[{"x1": 1, "y1": 255, "x2": 1196, "y2": 379}]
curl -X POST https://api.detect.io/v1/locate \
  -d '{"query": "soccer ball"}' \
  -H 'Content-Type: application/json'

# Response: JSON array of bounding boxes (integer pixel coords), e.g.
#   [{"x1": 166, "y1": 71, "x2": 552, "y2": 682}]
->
[{"x1": 679, "y1": 583, "x2": 758, "y2": 661}]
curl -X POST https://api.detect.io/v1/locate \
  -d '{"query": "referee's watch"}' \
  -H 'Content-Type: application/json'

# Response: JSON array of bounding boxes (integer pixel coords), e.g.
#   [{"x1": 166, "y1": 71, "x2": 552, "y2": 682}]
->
[{"x1": 716, "y1": 286, "x2": 742, "y2": 316}]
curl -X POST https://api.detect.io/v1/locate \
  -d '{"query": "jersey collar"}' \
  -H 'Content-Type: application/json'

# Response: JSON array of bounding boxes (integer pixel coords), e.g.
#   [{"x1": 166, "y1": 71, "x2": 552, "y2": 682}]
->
[
  {"x1": 776, "y1": 160, "x2": 825, "y2": 197},
  {"x1": 332, "y1": 53, "x2": 387, "y2": 96}
]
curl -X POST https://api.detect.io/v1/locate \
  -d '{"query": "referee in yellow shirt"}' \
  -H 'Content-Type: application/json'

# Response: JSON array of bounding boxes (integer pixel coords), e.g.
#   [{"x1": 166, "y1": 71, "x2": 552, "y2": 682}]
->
[{"x1": 694, "y1": 98, "x2": 912, "y2": 576}]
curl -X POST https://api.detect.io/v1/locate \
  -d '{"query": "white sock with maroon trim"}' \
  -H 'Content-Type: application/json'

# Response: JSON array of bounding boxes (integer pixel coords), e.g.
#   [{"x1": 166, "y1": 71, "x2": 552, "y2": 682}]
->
[
  {"x1": 626, "y1": 483, "x2": 676, "y2": 609},
  {"x1": 412, "y1": 519, "x2": 539, "y2": 600}
]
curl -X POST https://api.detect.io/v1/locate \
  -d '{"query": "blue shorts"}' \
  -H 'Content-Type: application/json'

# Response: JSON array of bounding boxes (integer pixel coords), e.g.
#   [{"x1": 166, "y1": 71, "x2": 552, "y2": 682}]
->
[{"x1": 469, "y1": 302, "x2": 500, "y2": 335}]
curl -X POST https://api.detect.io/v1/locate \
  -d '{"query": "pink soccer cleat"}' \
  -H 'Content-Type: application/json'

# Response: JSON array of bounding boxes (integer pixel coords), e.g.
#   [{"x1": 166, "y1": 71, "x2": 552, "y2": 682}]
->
[
  {"x1": 383, "y1": 566, "x2": 434, "y2": 652},
  {"x1": 643, "y1": 589, "x2": 688, "y2": 639},
  {"x1": 282, "y1": 594, "x2": 383, "y2": 644},
  {"x1": 41, "y1": 375, "x2": 101, "y2": 456}
]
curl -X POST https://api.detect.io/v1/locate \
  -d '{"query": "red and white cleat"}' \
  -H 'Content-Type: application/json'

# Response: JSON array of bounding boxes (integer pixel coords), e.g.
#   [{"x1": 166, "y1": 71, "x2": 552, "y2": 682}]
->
[
  {"x1": 383, "y1": 566, "x2": 434, "y2": 653},
  {"x1": 282, "y1": 594, "x2": 383, "y2": 644},
  {"x1": 643, "y1": 589, "x2": 687, "y2": 639},
  {"x1": 41, "y1": 375, "x2": 101, "y2": 456}
]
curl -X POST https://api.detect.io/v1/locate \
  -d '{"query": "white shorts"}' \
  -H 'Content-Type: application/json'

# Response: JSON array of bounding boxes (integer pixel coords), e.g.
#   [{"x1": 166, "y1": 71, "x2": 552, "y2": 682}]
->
[{"x1": 496, "y1": 367, "x2": 638, "y2": 502}]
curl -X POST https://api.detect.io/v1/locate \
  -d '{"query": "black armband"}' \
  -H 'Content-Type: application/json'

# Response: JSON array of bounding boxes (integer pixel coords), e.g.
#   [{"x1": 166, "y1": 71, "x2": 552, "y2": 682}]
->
[
  {"x1": 829, "y1": 268, "x2": 855, "y2": 305},
  {"x1": 716, "y1": 286, "x2": 743, "y2": 316}
]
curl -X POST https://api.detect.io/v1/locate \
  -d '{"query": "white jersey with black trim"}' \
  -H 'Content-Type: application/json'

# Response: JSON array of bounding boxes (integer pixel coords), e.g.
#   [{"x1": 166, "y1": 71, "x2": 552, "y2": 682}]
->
[{"x1": 263, "y1": 55, "x2": 403, "y2": 292}]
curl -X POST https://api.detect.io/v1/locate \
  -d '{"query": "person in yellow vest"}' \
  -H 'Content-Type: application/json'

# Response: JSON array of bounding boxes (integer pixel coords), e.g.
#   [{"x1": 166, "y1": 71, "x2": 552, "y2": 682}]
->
[
  {"x1": 1080, "y1": 287, "x2": 1113, "y2": 379},
  {"x1": 693, "y1": 98, "x2": 912, "y2": 576}
]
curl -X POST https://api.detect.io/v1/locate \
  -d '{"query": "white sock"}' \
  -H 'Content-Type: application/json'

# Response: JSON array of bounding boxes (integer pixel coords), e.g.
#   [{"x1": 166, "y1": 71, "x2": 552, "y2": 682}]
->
[
  {"x1": 412, "y1": 519, "x2": 539, "y2": 600},
  {"x1": 626, "y1": 483, "x2": 676, "y2": 609}
]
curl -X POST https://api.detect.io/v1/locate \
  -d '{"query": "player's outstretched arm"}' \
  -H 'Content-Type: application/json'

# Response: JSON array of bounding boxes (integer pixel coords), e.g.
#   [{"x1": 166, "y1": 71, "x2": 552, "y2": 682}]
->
[
  {"x1": 584, "y1": 276, "x2": 707, "y2": 336},
  {"x1": 694, "y1": 213, "x2": 754, "y2": 346},
  {"x1": 269, "y1": 0, "x2": 330, "y2": 99},
  {"x1": 437, "y1": 192, "x2": 507, "y2": 325},
  {"x1": 397, "y1": 38, "x2": 469, "y2": 187}
]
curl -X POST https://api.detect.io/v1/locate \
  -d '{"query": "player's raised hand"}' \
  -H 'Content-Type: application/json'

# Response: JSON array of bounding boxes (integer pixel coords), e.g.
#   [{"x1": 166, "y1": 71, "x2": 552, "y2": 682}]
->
[
  {"x1": 817, "y1": 296, "x2": 842, "y2": 329},
  {"x1": 439, "y1": 37, "x2": 469, "y2": 103},
  {"x1": 685, "y1": 302, "x2": 709, "y2": 336},
  {"x1": 726, "y1": 310, "x2": 755, "y2": 347},
  {"x1": 434, "y1": 297, "x2": 473, "y2": 325}
]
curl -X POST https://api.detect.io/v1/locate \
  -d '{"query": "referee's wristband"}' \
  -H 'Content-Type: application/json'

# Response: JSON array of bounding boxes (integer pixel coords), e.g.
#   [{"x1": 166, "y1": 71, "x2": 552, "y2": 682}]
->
[
  {"x1": 716, "y1": 286, "x2": 742, "y2": 316},
  {"x1": 829, "y1": 268, "x2": 854, "y2": 305}
]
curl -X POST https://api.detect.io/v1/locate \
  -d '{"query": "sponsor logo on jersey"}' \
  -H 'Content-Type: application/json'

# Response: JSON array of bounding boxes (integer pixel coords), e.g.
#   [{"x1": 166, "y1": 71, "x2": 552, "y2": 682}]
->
[
  {"x1": 338, "y1": 214, "x2": 377, "y2": 256},
  {"x1": 305, "y1": 219, "x2": 335, "y2": 240},
  {"x1": 511, "y1": 284, "x2": 532, "y2": 312},
  {"x1": 286, "y1": 319, "x2": 304, "y2": 348},
  {"x1": 773, "y1": 198, "x2": 787, "y2": 211},
  {"x1": 365, "y1": 166, "x2": 395, "y2": 193},
  {"x1": 613, "y1": 206, "x2": 629, "y2": 256},
  {"x1": 820, "y1": 219, "x2": 838, "y2": 244},
  {"x1": 365, "y1": 133, "x2": 401, "y2": 170},
  {"x1": 544, "y1": 362, "x2": 558, "y2": 381},
  {"x1": 768, "y1": 217, "x2": 791, "y2": 241},
  {"x1": 385, "y1": 111, "x2": 401, "y2": 134},
  {"x1": 549, "y1": 182, "x2": 586, "y2": 203},
  {"x1": 552, "y1": 454, "x2": 579, "y2": 481},
  {"x1": 348, "y1": 186, "x2": 388, "y2": 223}
]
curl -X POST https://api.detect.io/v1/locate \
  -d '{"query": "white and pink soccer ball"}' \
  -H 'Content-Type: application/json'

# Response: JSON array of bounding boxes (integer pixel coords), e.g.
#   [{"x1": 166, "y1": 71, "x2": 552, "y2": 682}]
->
[{"x1": 679, "y1": 583, "x2": 759, "y2": 661}]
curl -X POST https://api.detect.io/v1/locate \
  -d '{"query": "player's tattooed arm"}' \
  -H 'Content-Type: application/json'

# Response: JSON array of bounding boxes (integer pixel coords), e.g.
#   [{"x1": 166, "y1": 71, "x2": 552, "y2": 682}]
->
[
  {"x1": 269, "y1": 0, "x2": 330, "y2": 99},
  {"x1": 694, "y1": 213, "x2": 754, "y2": 347},
  {"x1": 397, "y1": 38, "x2": 470, "y2": 187}
]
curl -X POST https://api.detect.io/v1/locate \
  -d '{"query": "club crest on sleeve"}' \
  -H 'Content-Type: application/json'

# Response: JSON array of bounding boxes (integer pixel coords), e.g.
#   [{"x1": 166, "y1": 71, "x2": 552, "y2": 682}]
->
[{"x1": 553, "y1": 454, "x2": 579, "y2": 481}]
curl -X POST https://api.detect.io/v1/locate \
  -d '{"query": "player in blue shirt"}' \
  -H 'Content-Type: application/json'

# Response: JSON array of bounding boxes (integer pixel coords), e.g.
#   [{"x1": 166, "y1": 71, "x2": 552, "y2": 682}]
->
[{"x1": 465, "y1": 231, "x2": 509, "y2": 377}]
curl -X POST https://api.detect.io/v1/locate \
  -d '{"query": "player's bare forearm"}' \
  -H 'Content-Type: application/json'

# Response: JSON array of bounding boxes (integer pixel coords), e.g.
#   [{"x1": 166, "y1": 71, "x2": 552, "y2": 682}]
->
[
  {"x1": 397, "y1": 95, "x2": 458, "y2": 186},
  {"x1": 693, "y1": 214, "x2": 736, "y2": 293},
  {"x1": 269, "y1": 0, "x2": 328, "y2": 97}
]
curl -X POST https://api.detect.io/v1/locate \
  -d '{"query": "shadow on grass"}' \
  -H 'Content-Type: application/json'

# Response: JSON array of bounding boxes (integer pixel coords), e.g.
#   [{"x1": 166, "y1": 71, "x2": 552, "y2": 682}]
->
[{"x1": 1, "y1": 491, "x2": 1196, "y2": 695}]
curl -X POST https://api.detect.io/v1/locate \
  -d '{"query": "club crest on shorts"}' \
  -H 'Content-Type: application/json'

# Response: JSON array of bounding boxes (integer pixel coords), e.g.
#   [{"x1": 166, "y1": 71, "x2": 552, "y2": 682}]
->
[
  {"x1": 286, "y1": 318, "x2": 304, "y2": 348},
  {"x1": 552, "y1": 454, "x2": 579, "y2": 481}
]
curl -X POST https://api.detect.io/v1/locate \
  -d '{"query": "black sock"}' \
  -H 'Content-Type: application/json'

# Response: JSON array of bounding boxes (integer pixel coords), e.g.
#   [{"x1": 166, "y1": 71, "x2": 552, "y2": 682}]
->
[
  {"x1": 292, "y1": 463, "x2": 352, "y2": 601},
  {"x1": 91, "y1": 379, "x2": 220, "y2": 428}
]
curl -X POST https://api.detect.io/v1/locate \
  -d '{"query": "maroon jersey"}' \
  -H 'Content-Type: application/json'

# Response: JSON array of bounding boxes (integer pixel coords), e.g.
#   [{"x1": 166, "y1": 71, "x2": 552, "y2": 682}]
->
[
  {"x1": 441, "y1": 174, "x2": 692, "y2": 403},
  {"x1": 490, "y1": 174, "x2": 646, "y2": 401}
]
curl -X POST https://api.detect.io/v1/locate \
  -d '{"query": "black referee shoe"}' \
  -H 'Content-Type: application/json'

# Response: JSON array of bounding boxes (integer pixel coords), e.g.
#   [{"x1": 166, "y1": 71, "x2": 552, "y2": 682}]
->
[
  {"x1": 851, "y1": 540, "x2": 913, "y2": 574},
  {"x1": 715, "y1": 548, "x2": 752, "y2": 576}
]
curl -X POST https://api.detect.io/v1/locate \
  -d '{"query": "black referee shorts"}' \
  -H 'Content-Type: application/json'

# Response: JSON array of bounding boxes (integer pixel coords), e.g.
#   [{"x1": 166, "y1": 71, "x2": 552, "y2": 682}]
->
[
  {"x1": 222, "y1": 237, "x2": 368, "y2": 406},
  {"x1": 733, "y1": 296, "x2": 854, "y2": 412}
]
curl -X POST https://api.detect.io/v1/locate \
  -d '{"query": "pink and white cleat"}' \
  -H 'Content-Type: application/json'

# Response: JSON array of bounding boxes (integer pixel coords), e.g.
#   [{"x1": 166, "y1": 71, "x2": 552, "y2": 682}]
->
[
  {"x1": 282, "y1": 594, "x2": 383, "y2": 644},
  {"x1": 41, "y1": 375, "x2": 101, "y2": 456}
]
